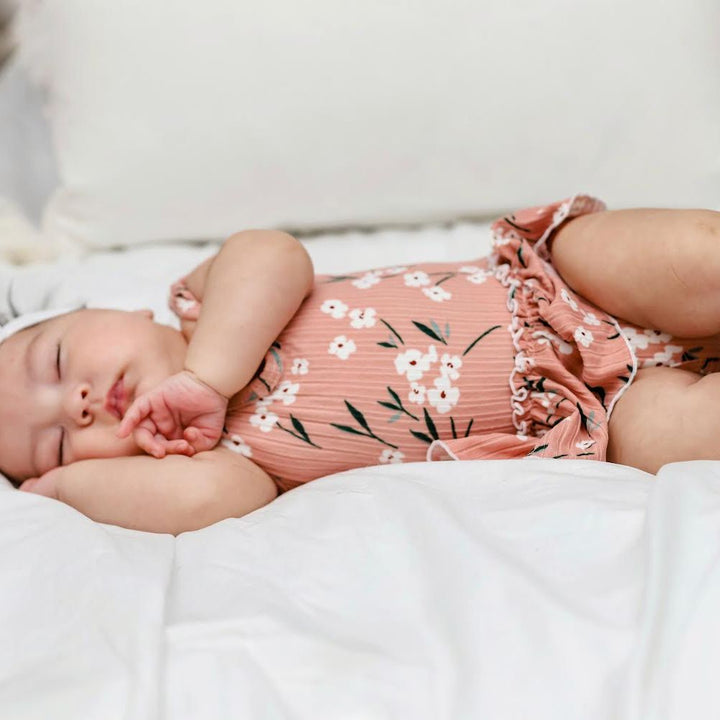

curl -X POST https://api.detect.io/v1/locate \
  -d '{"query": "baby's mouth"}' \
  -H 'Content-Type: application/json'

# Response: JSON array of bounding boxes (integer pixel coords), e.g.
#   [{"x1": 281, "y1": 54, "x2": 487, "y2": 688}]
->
[{"x1": 105, "y1": 376, "x2": 126, "y2": 420}]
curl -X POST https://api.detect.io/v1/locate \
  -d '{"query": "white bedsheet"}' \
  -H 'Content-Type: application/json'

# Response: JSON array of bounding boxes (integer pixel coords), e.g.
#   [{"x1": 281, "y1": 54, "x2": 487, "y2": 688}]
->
[
  {"x1": 2, "y1": 458, "x2": 720, "y2": 719},
  {"x1": 2, "y1": 230, "x2": 720, "y2": 718}
]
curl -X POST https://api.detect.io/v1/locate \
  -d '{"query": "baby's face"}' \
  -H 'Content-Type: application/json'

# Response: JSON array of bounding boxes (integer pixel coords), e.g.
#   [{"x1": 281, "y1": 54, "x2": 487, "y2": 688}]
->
[{"x1": 0, "y1": 308, "x2": 187, "y2": 482}]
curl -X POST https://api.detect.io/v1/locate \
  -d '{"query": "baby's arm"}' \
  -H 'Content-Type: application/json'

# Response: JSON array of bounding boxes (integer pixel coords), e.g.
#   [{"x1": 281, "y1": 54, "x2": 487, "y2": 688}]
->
[
  {"x1": 118, "y1": 230, "x2": 314, "y2": 455},
  {"x1": 21, "y1": 446, "x2": 277, "y2": 534},
  {"x1": 185, "y1": 229, "x2": 314, "y2": 398}
]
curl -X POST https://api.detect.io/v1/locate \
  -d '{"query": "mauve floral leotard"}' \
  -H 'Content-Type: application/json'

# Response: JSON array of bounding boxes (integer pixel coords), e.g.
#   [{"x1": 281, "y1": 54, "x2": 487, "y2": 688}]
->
[{"x1": 170, "y1": 195, "x2": 720, "y2": 492}]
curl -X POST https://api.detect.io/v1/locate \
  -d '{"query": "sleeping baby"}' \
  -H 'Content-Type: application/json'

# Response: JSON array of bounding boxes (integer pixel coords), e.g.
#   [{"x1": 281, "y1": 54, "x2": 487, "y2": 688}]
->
[{"x1": 5, "y1": 195, "x2": 720, "y2": 534}]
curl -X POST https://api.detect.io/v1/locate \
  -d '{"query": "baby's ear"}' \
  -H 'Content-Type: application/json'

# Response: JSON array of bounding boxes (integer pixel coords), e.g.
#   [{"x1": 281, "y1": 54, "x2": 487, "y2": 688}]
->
[{"x1": 133, "y1": 309, "x2": 154, "y2": 320}]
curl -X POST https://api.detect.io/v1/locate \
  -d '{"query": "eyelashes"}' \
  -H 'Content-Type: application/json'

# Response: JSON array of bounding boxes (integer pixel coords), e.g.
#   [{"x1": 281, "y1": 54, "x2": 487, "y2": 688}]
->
[{"x1": 58, "y1": 427, "x2": 64, "y2": 467}]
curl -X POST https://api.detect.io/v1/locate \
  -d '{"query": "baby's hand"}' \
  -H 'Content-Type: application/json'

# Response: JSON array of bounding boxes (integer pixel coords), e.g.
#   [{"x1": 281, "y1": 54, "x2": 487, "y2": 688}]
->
[
  {"x1": 116, "y1": 370, "x2": 229, "y2": 458},
  {"x1": 19, "y1": 467, "x2": 62, "y2": 499}
]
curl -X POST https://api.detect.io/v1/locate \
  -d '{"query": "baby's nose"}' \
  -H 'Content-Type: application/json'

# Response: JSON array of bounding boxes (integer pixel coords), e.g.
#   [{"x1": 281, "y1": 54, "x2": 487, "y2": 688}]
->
[{"x1": 66, "y1": 383, "x2": 94, "y2": 426}]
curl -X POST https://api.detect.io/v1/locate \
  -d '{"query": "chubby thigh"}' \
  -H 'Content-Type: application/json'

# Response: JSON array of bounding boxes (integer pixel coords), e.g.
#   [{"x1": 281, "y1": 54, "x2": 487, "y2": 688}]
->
[{"x1": 606, "y1": 366, "x2": 717, "y2": 474}]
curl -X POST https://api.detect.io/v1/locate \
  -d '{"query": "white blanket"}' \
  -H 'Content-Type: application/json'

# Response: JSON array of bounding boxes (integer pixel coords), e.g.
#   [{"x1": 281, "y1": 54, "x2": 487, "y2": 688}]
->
[
  {"x1": 2, "y1": 229, "x2": 719, "y2": 718},
  {"x1": 2, "y1": 459, "x2": 720, "y2": 718}
]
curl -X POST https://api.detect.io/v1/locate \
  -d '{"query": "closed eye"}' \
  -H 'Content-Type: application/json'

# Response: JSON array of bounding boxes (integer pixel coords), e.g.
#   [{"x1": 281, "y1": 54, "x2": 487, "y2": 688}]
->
[
  {"x1": 57, "y1": 427, "x2": 65, "y2": 467},
  {"x1": 56, "y1": 342, "x2": 62, "y2": 378}
]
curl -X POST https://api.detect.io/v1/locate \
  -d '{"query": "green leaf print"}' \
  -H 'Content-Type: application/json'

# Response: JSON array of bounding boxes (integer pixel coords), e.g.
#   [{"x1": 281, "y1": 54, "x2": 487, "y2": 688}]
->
[
  {"x1": 276, "y1": 415, "x2": 323, "y2": 449},
  {"x1": 410, "y1": 429, "x2": 434, "y2": 445},
  {"x1": 330, "y1": 401, "x2": 399, "y2": 449},
  {"x1": 322, "y1": 275, "x2": 360, "y2": 283},
  {"x1": 291, "y1": 415, "x2": 310, "y2": 439},
  {"x1": 345, "y1": 401, "x2": 372, "y2": 432},
  {"x1": 450, "y1": 416, "x2": 457, "y2": 439},
  {"x1": 379, "y1": 318, "x2": 404, "y2": 345},
  {"x1": 389, "y1": 413, "x2": 403, "y2": 423},
  {"x1": 462, "y1": 325, "x2": 502, "y2": 356},
  {"x1": 464, "y1": 418, "x2": 474, "y2": 437},
  {"x1": 377, "y1": 386, "x2": 419, "y2": 421},
  {"x1": 517, "y1": 245, "x2": 527, "y2": 268},
  {"x1": 423, "y1": 408, "x2": 439, "y2": 440},
  {"x1": 445, "y1": 321, "x2": 450, "y2": 339},
  {"x1": 412, "y1": 321, "x2": 447, "y2": 345},
  {"x1": 433, "y1": 272, "x2": 455, "y2": 286},
  {"x1": 378, "y1": 341, "x2": 398, "y2": 349},
  {"x1": 430, "y1": 319, "x2": 444, "y2": 341},
  {"x1": 269, "y1": 347, "x2": 283, "y2": 373},
  {"x1": 527, "y1": 444, "x2": 549, "y2": 455},
  {"x1": 330, "y1": 424, "x2": 367, "y2": 436},
  {"x1": 387, "y1": 386, "x2": 403, "y2": 407}
]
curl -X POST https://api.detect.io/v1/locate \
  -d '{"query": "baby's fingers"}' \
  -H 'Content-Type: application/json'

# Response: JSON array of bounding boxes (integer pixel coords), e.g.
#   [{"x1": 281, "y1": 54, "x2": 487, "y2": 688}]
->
[
  {"x1": 117, "y1": 395, "x2": 153, "y2": 438},
  {"x1": 165, "y1": 439, "x2": 196, "y2": 457},
  {"x1": 183, "y1": 427, "x2": 218, "y2": 453},
  {"x1": 133, "y1": 425, "x2": 167, "y2": 458}
]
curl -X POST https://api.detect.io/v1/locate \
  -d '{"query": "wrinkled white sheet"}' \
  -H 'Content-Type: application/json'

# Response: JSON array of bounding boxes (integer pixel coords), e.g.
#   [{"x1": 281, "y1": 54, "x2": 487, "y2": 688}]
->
[{"x1": 2, "y1": 459, "x2": 720, "y2": 719}]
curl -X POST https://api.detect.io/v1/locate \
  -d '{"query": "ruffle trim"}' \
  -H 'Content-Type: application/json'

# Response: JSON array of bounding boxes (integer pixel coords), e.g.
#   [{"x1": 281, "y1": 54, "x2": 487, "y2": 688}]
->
[{"x1": 490, "y1": 193, "x2": 637, "y2": 440}]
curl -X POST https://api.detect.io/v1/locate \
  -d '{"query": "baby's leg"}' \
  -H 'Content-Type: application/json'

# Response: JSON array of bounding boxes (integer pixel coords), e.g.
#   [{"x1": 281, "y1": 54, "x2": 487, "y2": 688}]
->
[
  {"x1": 550, "y1": 208, "x2": 720, "y2": 338},
  {"x1": 607, "y1": 366, "x2": 719, "y2": 473}
]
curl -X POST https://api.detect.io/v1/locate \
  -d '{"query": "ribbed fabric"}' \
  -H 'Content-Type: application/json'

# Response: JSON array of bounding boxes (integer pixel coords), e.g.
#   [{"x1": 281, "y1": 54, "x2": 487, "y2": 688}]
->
[
  {"x1": 220, "y1": 258, "x2": 517, "y2": 491},
  {"x1": 169, "y1": 195, "x2": 720, "y2": 491}
]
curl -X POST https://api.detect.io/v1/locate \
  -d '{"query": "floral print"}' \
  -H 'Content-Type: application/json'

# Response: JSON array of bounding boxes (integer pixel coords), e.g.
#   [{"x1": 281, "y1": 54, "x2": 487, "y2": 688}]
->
[
  {"x1": 168, "y1": 194, "x2": 720, "y2": 492},
  {"x1": 328, "y1": 335, "x2": 357, "y2": 360}
]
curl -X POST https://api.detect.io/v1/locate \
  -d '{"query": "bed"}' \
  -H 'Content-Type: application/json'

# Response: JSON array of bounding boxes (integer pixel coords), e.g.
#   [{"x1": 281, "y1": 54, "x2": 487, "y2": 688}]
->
[{"x1": 1, "y1": 1, "x2": 720, "y2": 718}]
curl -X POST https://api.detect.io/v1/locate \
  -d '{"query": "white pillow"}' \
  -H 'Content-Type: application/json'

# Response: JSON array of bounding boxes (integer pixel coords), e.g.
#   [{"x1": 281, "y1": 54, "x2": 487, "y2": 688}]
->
[{"x1": 14, "y1": 0, "x2": 720, "y2": 249}]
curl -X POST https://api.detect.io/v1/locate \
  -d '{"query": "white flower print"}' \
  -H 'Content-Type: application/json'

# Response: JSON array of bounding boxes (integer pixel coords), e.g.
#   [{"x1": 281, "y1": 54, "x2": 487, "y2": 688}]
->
[
  {"x1": 249, "y1": 409, "x2": 279, "y2": 433},
  {"x1": 582, "y1": 311, "x2": 601, "y2": 326},
  {"x1": 532, "y1": 329, "x2": 574, "y2": 355},
  {"x1": 459, "y1": 265, "x2": 482, "y2": 274},
  {"x1": 320, "y1": 299, "x2": 348, "y2": 319},
  {"x1": 466, "y1": 271, "x2": 488, "y2": 285},
  {"x1": 427, "y1": 375, "x2": 460, "y2": 414},
  {"x1": 379, "y1": 448, "x2": 405, "y2": 464},
  {"x1": 439, "y1": 353, "x2": 463, "y2": 381},
  {"x1": 531, "y1": 390, "x2": 559, "y2": 409},
  {"x1": 291, "y1": 358, "x2": 309, "y2": 375},
  {"x1": 254, "y1": 398, "x2": 273, "y2": 411},
  {"x1": 514, "y1": 351, "x2": 536, "y2": 372},
  {"x1": 574, "y1": 326, "x2": 594, "y2": 348},
  {"x1": 492, "y1": 228, "x2": 517, "y2": 247},
  {"x1": 404, "y1": 270, "x2": 431, "y2": 287},
  {"x1": 328, "y1": 335, "x2": 357, "y2": 360},
  {"x1": 560, "y1": 288, "x2": 579, "y2": 312},
  {"x1": 641, "y1": 345, "x2": 684, "y2": 368},
  {"x1": 352, "y1": 271, "x2": 382, "y2": 289},
  {"x1": 576, "y1": 439, "x2": 596, "y2": 450},
  {"x1": 394, "y1": 345, "x2": 438, "y2": 382},
  {"x1": 620, "y1": 326, "x2": 672, "y2": 350},
  {"x1": 222, "y1": 434, "x2": 253, "y2": 457},
  {"x1": 271, "y1": 380, "x2": 300, "y2": 405},
  {"x1": 422, "y1": 285, "x2": 452, "y2": 303},
  {"x1": 408, "y1": 382, "x2": 426, "y2": 404},
  {"x1": 348, "y1": 307, "x2": 377, "y2": 329}
]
